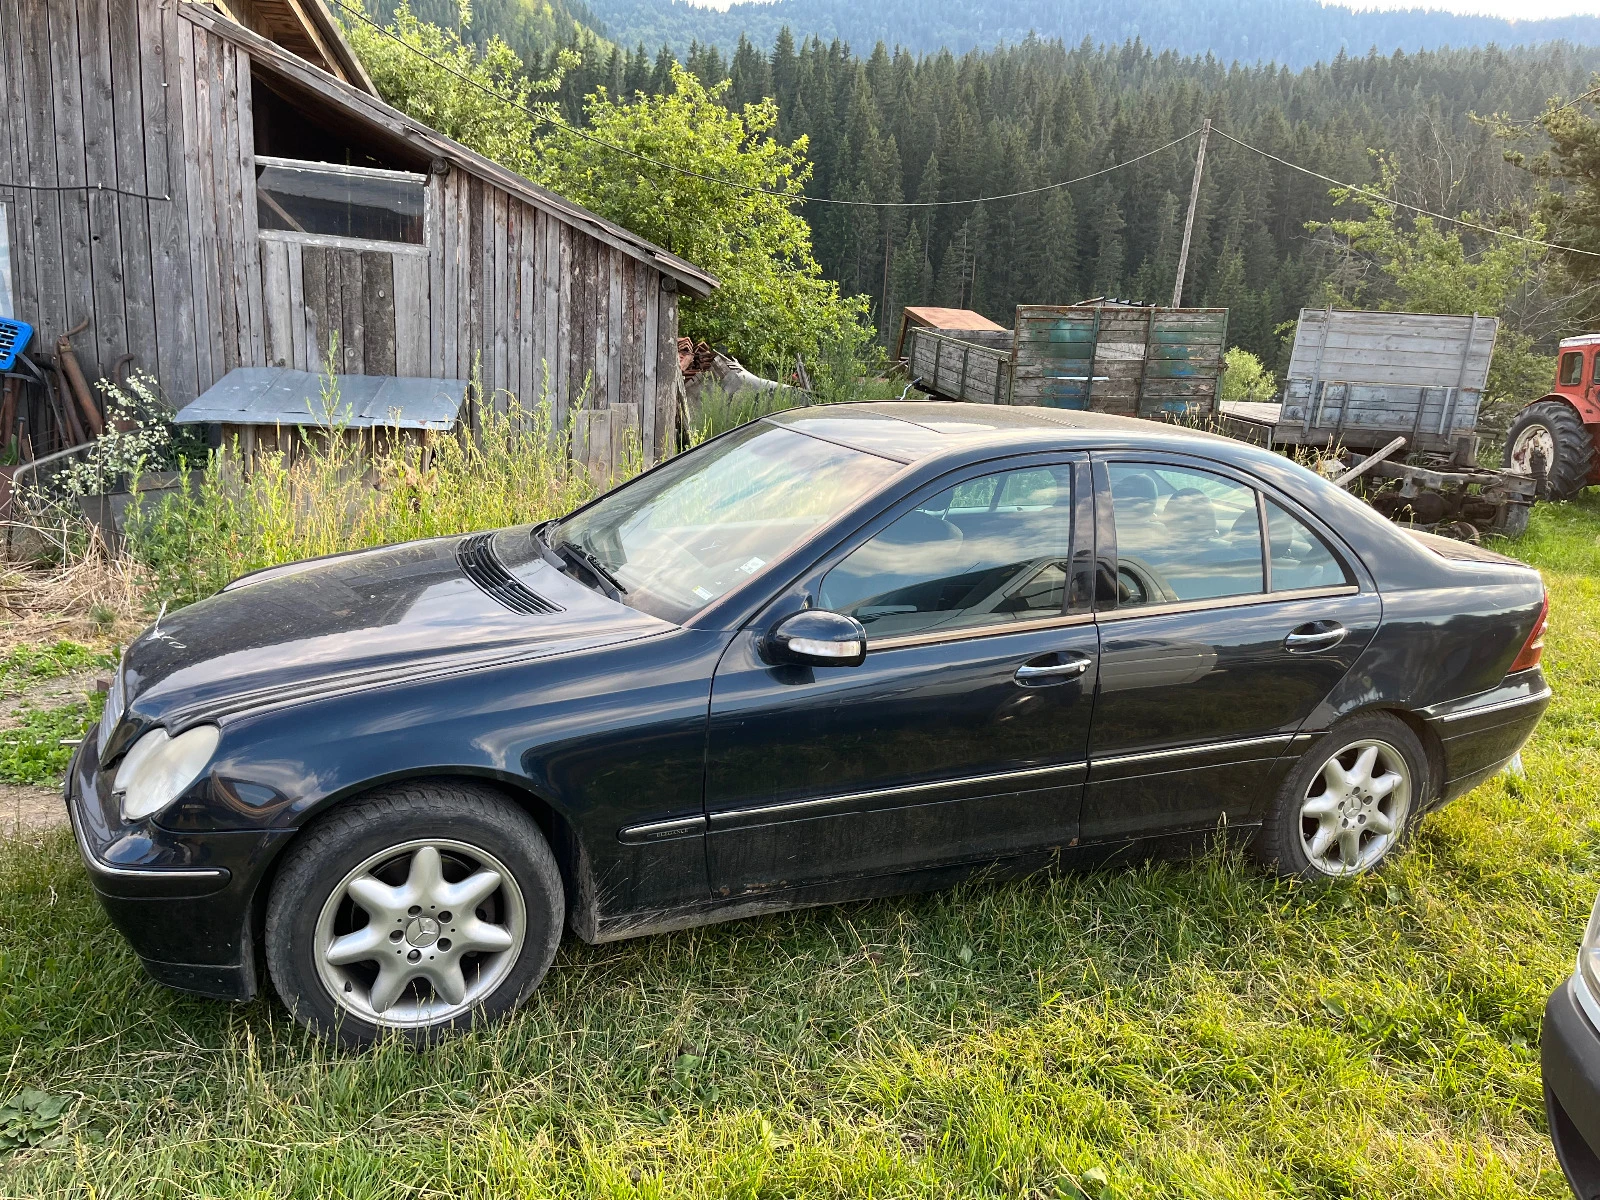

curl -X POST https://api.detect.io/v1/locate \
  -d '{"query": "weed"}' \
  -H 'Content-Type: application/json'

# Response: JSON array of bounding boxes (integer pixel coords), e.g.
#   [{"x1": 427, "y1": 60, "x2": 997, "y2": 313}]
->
[
  {"x1": 0, "y1": 698, "x2": 101, "y2": 786},
  {"x1": 0, "y1": 642, "x2": 110, "y2": 695},
  {"x1": 127, "y1": 375, "x2": 607, "y2": 610}
]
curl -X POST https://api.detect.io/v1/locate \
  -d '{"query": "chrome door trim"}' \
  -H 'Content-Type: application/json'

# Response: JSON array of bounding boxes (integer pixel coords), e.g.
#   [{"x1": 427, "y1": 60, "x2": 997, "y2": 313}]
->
[
  {"x1": 706, "y1": 760, "x2": 1088, "y2": 831},
  {"x1": 1093, "y1": 585, "x2": 1360, "y2": 624},
  {"x1": 617, "y1": 815, "x2": 708, "y2": 845},
  {"x1": 1091, "y1": 732, "x2": 1297, "y2": 772},
  {"x1": 867, "y1": 610, "x2": 1095, "y2": 652}
]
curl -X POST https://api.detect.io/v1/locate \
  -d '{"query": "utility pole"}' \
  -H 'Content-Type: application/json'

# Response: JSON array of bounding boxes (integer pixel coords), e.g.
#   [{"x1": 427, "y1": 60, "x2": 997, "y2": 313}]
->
[{"x1": 1170, "y1": 117, "x2": 1210, "y2": 309}]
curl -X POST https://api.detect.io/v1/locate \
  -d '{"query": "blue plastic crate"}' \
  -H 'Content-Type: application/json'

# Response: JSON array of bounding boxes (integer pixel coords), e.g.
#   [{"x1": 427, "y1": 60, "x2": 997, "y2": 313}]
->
[{"x1": 0, "y1": 318, "x2": 32, "y2": 372}]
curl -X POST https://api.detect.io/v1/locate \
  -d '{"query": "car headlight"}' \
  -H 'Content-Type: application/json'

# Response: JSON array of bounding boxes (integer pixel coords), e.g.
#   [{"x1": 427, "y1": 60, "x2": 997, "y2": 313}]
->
[
  {"x1": 1577, "y1": 889, "x2": 1600, "y2": 1032},
  {"x1": 113, "y1": 725, "x2": 221, "y2": 821}
]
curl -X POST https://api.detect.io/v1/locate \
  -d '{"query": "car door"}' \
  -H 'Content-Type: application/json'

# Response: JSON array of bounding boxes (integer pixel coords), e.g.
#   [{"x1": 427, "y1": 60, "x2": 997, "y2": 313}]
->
[
  {"x1": 1081, "y1": 454, "x2": 1381, "y2": 842},
  {"x1": 704, "y1": 455, "x2": 1099, "y2": 897}
]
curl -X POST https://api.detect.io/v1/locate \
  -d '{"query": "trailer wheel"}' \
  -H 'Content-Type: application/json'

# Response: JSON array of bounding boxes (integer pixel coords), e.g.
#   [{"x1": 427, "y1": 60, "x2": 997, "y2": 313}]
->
[
  {"x1": 1491, "y1": 501, "x2": 1530, "y2": 540},
  {"x1": 1504, "y1": 401, "x2": 1595, "y2": 501}
]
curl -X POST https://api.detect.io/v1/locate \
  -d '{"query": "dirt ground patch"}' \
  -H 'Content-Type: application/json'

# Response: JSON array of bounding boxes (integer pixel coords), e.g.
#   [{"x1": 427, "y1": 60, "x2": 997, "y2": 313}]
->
[
  {"x1": 0, "y1": 668, "x2": 105, "y2": 725},
  {"x1": 0, "y1": 780, "x2": 66, "y2": 833}
]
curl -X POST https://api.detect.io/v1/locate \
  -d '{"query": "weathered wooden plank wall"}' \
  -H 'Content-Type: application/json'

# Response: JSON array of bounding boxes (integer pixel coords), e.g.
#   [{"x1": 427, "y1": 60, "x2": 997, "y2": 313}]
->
[
  {"x1": 1011, "y1": 305, "x2": 1228, "y2": 415},
  {"x1": 1, "y1": 0, "x2": 683, "y2": 461},
  {"x1": 1286, "y1": 309, "x2": 1497, "y2": 390}
]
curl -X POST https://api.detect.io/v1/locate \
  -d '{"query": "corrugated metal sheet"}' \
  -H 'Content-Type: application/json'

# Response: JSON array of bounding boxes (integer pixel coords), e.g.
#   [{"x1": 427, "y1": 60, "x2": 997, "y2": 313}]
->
[{"x1": 174, "y1": 367, "x2": 467, "y2": 429}]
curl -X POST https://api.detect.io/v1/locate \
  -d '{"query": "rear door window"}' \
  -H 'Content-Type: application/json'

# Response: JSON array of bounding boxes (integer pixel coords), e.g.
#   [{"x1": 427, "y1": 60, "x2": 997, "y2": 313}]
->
[
  {"x1": 1265, "y1": 500, "x2": 1353, "y2": 591},
  {"x1": 820, "y1": 464, "x2": 1074, "y2": 638},
  {"x1": 1106, "y1": 463, "x2": 1264, "y2": 605}
]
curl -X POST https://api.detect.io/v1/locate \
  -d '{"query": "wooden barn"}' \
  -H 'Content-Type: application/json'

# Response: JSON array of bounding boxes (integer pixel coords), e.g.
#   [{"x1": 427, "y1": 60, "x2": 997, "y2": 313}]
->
[{"x1": 0, "y1": 0, "x2": 716, "y2": 468}]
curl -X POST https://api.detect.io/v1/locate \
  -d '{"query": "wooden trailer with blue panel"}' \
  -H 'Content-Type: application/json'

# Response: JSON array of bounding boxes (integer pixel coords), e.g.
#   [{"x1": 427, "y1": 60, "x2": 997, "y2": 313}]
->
[{"x1": 901, "y1": 302, "x2": 1229, "y2": 416}]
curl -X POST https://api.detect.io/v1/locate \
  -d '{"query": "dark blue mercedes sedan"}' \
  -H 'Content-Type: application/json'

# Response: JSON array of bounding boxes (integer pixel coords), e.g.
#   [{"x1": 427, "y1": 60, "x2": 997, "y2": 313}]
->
[{"x1": 67, "y1": 404, "x2": 1552, "y2": 1045}]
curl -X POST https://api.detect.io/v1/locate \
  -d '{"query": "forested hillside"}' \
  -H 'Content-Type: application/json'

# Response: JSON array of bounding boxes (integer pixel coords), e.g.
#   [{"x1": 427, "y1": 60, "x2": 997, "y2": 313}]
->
[
  {"x1": 529, "y1": 37, "x2": 1600, "y2": 362},
  {"x1": 579, "y1": 0, "x2": 1600, "y2": 71},
  {"x1": 356, "y1": 0, "x2": 1600, "y2": 365}
]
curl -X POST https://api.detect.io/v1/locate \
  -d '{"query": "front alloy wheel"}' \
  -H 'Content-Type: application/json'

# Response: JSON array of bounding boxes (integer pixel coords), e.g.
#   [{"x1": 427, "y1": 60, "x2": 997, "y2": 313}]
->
[
  {"x1": 266, "y1": 782, "x2": 564, "y2": 1047},
  {"x1": 314, "y1": 839, "x2": 526, "y2": 1027},
  {"x1": 1296, "y1": 739, "x2": 1412, "y2": 876}
]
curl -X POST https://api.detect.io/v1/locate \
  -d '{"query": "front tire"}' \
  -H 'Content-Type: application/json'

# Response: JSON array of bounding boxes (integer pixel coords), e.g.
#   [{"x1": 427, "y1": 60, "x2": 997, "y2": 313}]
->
[
  {"x1": 1504, "y1": 401, "x2": 1595, "y2": 501},
  {"x1": 1254, "y1": 713, "x2": 1430, "y2": 880},
  {"x1": 265, "y1": 782, "x2": 564, "y2": 1048}
]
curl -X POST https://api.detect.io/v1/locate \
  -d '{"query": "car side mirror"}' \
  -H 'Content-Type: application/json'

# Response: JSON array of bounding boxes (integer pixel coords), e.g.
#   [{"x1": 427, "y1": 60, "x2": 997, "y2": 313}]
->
[{"x1": 766, "y1": 609, "x2": 867, "y2": 668}]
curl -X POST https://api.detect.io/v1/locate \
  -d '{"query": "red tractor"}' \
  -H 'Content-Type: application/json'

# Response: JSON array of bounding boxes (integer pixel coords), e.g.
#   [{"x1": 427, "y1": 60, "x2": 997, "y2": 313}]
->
[{"x1": 1504, "y1": 334, "x2": 1600, "y2": 500}]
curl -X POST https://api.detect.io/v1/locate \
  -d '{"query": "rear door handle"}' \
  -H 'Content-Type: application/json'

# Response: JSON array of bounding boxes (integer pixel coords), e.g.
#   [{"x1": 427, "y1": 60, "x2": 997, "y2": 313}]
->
[
  {"x1": 1015, "y1": 652, "x2": 1092, "y2": 685},
  {"x1": 1285, "y1": 621, "x2": 1347, "y2": 653}
]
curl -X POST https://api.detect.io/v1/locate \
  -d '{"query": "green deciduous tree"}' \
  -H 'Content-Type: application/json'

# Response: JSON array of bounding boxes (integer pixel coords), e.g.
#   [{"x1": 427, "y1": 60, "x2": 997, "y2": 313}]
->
[
  {"x1": 343, "y1": 2, "x2": 570, "y2": 177},
  {"x1": 531, "y1": 65, "x2": 873, "y2": 370},
  {"x1": 1310, "y1": 157, "x2": 1554, "y2": 404}
]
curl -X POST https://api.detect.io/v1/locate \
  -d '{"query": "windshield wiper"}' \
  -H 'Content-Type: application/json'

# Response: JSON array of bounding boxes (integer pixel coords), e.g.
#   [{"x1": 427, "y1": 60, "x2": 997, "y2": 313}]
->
[{"x1": 551, "y1": 538, "x2": 627, "y2": 600}]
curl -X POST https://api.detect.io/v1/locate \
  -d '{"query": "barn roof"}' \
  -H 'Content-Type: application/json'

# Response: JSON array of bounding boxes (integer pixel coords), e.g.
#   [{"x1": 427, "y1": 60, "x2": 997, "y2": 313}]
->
[
  {"x1": 216, "y1": 0, "x2": 377, "y2": 95},
  {"x1": 180, "y1": 2, "x2": 720, "y2": 298}
]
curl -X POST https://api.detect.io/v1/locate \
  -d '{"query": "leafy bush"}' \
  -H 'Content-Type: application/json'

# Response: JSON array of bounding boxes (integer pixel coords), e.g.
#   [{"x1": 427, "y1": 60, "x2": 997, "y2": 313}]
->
[
  {"x1": 44, "y1": 372, "x2": 205, "y2": 499},
  {"x1": 1219, "y1": 347, "x2": 1278, "y2": 403},
  {"x1": 0, "y1": 641, "x2": 110, "y2": 695},
  {"x1": 340, "y1": 1, "x2": 570, "y2": 178},
  {"x1": 0, "y1": 698, "x2": 101, "y2": 785}
]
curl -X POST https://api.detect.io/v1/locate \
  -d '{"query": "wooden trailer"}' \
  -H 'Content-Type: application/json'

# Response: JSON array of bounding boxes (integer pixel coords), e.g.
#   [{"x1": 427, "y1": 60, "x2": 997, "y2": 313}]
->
[
  {"x1": 1217, "y1": 309, "x2": 1498, "y2": 462},
  {"x1": 901, "y1": 302, "x2": 1229, "y2": 416}
]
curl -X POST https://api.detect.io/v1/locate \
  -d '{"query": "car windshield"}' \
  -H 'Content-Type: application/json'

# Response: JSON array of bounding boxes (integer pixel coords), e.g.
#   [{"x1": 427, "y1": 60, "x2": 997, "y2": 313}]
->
[{"x1": 550, "y1": 420, "x2": 903, "y2": 622}]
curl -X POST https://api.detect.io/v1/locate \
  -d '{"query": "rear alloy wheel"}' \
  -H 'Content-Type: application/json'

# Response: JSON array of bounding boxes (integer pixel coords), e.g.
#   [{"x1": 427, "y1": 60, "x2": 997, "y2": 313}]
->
[
  {"x1": 1504, "y1": 400, "x2": 1595, "y2": 501},
  {"x1": 1254, "y1": 713, "x2": 1429, "y2": 880},
  {"x1": 266, "y1": 782, "x2": 564, "y2": 1047}
]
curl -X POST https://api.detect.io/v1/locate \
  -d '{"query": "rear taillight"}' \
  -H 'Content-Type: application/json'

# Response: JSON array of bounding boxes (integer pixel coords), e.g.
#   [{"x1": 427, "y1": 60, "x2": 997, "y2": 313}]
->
[{"x1": 1510, "y1": 593, "x2": 1549, "y2": 673}]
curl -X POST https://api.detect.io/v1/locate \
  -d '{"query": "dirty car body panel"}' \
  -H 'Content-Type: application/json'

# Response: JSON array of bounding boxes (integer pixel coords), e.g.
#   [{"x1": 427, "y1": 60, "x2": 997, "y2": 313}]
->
[{"x1": 66, "y1": 404, "x2": 1551, "y2": 1000}]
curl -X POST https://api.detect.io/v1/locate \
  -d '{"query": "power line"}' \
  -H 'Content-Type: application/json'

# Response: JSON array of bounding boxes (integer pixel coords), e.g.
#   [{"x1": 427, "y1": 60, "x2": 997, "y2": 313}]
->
[
  {"x1": 1211, "y1": 125, "x2": 1600, "y2": 258},
  {"x1": 324, "y1": 0, "x2": 1198, "y2": 208},
  {"x1": 0, "y1": 180, "x2": 171, "y2": 200}
]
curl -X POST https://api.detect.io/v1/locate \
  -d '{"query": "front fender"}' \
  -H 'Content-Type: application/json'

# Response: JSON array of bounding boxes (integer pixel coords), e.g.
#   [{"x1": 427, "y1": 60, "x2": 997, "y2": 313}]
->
[{"x1": 156, "y1": 627, "x2": 731, "y2": 926}]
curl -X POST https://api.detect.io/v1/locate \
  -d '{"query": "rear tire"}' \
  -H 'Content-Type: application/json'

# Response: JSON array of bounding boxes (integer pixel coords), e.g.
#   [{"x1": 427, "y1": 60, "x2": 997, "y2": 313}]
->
[
  {"x1": 1253, "y1": 713, "x2": 1431, "y2": 880},
  {"x1": 1504, "y1": 401, "x2": 1595, "y2": 501},
  {"x1": 265, "y1": 781, "x2": 564, "y2": 1048}
]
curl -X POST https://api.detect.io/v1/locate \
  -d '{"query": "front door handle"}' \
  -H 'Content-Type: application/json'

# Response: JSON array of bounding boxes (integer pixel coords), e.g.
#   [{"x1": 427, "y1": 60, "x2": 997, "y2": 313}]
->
[
  {"x1": 1014, "y1": 652, "x2": 1092, "y2": 686},
  {"x1": 1285, "y1": 621, "x2": 1347, "y2": 653}
]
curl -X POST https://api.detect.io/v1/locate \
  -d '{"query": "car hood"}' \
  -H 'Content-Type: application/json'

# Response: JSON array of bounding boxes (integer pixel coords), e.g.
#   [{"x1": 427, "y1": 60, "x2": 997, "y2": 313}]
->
[{"x1": 116, "y1": 527, "x2": 674, "y2": 733}]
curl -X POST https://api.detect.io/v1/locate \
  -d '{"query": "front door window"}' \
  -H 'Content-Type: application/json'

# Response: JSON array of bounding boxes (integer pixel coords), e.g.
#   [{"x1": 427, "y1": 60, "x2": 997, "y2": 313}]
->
[{"x1": 820, "y1": 464, "x2": 1074, "y2": 639}]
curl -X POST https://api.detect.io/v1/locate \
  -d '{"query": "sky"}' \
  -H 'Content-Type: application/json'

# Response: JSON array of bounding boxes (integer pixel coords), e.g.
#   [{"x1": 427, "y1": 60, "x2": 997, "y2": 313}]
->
[
  {"x1": 676, "y1": 0, "x2": 1600, "y2": 13},
  {"x1": 1335, "y1": 0, "x2": 1600, "y2": 12}
]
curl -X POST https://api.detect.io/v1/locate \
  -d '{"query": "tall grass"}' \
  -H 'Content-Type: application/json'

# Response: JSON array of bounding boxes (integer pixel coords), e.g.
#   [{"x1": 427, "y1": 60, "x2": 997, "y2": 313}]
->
[{"x1": 127, "y1": 379, "x2": 619, "y2": 609}]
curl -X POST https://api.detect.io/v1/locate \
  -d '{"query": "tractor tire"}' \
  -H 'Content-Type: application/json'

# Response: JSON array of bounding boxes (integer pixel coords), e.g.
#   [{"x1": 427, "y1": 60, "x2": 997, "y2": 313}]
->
[{"x1": 1504, "y1": 401, "x2": 1595, "y2": 501}]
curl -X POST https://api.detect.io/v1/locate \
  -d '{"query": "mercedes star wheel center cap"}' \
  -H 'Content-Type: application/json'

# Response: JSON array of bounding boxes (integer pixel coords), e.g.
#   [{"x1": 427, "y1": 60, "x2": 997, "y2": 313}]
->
[{"x1": 406, "y1": 915, "x2": 441, "y2": 948}]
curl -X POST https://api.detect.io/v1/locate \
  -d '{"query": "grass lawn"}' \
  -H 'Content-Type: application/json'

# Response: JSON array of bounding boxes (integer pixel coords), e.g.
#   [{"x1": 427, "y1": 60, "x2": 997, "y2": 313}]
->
[{"x1": 1, "y1": 499, "x2": 1597, "y2": 1199}]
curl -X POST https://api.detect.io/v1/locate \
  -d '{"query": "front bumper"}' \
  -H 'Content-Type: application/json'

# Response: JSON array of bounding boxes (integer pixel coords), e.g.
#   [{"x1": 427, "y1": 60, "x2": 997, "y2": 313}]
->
[
  {"x1": 1544, "y1": 975, "x2": 1600, "y2": 1199},
  {"x1": 65, "y1": 742, "x2": 292, "y2": 1000}
]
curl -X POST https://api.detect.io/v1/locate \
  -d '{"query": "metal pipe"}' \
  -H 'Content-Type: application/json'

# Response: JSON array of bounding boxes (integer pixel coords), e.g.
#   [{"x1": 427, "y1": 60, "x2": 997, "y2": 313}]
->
[{"x1": 56, "y1": 318, "x2": 104, "y2": 438}]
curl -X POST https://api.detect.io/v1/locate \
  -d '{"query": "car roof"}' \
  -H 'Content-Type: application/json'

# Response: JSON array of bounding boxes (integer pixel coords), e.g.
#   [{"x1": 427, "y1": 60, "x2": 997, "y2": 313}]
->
[{"x1": 766, "y1": 401, "x2": 1250, "y2": 464}]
